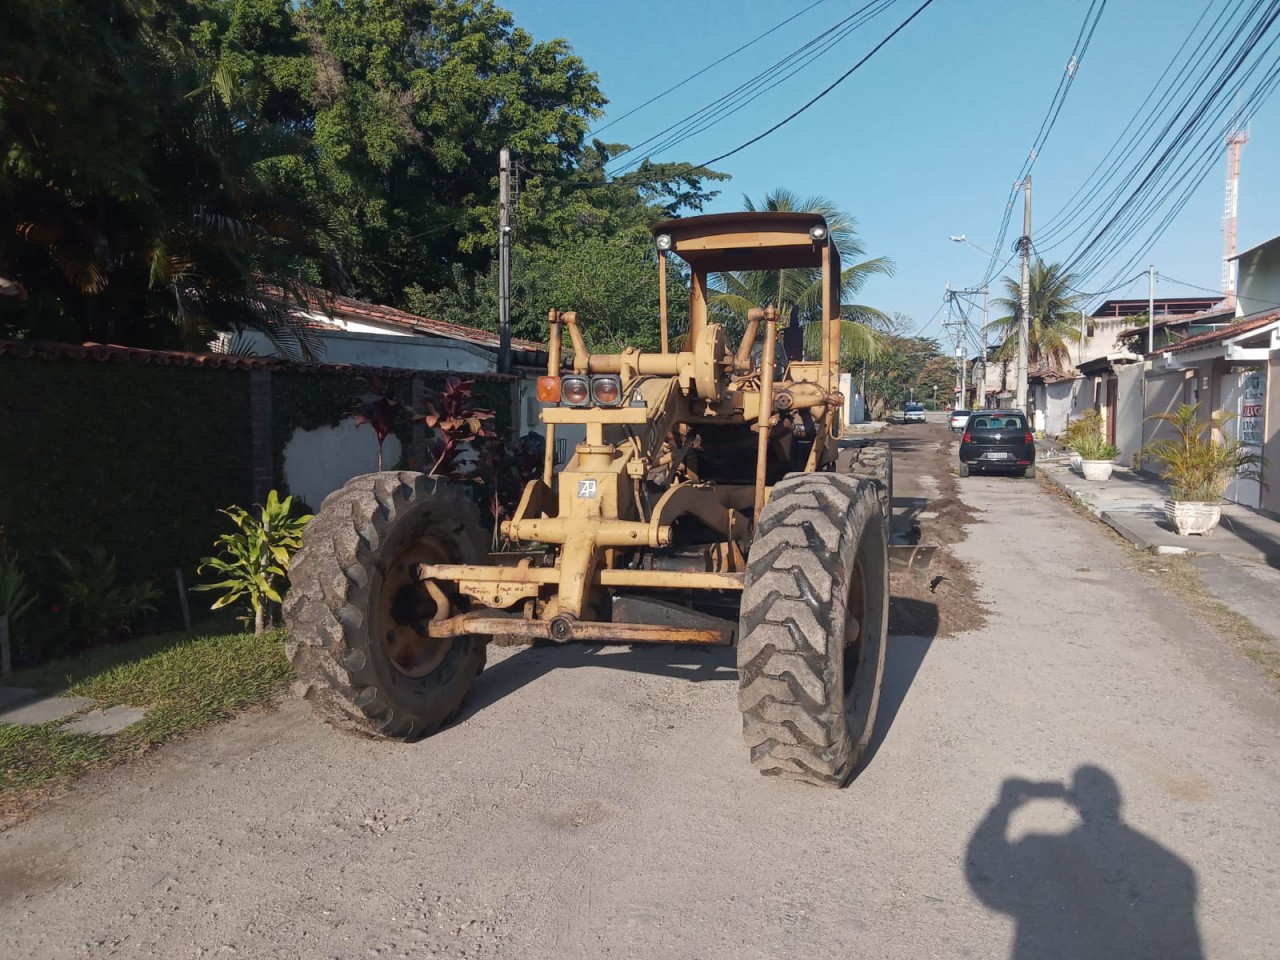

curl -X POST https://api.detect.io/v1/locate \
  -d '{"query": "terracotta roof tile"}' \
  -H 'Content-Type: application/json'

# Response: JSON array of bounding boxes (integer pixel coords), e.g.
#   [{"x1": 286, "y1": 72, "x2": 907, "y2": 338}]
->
[
  {"x1": 0, "y1": 340, "x2": 517, "y2": 382},
  {"x1": 1162, "y1": 309, "x2": 1280, "y2": 354},
  {"x1": 268, "y1": 288, "x2": 545, "y2": 352}
]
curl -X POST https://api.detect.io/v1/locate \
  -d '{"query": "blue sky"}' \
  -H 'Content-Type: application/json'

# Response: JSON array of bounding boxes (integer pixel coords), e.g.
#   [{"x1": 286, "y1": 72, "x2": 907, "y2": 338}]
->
[{"x1": 505, "y1": 0, "x2": 1280, "y2": 347}]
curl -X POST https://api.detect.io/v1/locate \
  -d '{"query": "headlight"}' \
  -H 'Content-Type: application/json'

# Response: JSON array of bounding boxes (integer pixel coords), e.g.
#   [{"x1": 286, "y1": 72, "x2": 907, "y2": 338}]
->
[
  {"x1": 591, "y1": 375, "x2": 623, "y2": 407},
  {"x1": 561, "y1": 375, "x2": 590, "y2": 407},
  {"x1": 655, "y1": 233, "x2": 673, "y2": 251}
]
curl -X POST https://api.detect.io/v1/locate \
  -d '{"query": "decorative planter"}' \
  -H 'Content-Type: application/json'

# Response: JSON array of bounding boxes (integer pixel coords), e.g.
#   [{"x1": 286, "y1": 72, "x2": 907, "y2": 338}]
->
[
  {"x1": 1165, "y1": 499, "x2": 1221, "y2": 537},
  {"x1": 1069, "y1": 452, "x2": 1083, "y2": 474},
  {"x1": 1080, "y1": 459, "x2": 1114, "y2": 482}
]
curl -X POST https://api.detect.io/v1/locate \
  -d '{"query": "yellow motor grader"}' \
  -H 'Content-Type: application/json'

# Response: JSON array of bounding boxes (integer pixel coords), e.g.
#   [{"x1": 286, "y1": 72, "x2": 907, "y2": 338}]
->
[{"x1": 285, "y1": 211, "x2": 912, "y2": 786}]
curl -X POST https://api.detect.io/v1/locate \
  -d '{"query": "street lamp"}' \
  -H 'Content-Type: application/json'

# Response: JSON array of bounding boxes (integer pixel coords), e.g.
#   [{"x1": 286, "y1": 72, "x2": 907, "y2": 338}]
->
[{"x1": 948, "y1": 234, "x2": 997, "y2": 260}]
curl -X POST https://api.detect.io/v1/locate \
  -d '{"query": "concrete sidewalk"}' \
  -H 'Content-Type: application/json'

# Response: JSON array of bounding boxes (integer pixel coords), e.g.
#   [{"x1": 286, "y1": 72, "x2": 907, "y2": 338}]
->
[{"x1": 1039, "y1": 450, "x2": 1280, "y2": 645}]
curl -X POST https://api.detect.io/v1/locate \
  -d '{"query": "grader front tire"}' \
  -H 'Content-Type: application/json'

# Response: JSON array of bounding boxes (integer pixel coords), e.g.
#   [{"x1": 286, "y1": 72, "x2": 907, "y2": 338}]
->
[
  {"x1": 737, "y1": 474, "x2": 888, "y2": 786},
  {"x1": 848, "y1": 441, "x2": 893, "y2": 526},
  {"x1": 283, "y1": 472, "x2": 488, "y2": 740}
]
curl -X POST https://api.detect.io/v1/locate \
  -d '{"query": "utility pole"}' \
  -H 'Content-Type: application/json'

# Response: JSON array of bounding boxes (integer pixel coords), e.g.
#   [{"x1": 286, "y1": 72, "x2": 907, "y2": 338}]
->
[
  {"x1": 1146, "y1": 264, "x2": 1157, "y2": 354},
  {"x1": 498, "y1": 147, "x2": 513, "y2": 374},
  {"x1": 1016, "y1": 176, "x2": 1032, "y2": 413},
  {"x1": 979, "y1": 285, "x2": 988, "y2": 409}
]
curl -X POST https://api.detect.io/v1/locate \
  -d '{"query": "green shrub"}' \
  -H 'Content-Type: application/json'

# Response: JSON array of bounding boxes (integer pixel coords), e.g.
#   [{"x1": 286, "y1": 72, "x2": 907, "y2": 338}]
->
[
  {"x1": 52, "y1": 546, "x2": 161, "y2": 647},
  {"x1": 1073, "y1": 434, "x2": 1119, "y2": 461},
  {"x1": 1143, "y1": 403, "x2": 1266, "y2": 502},
  {"x1": 194, "y1": 491, "x2": 312, "y2": 635},
  {"x1": 0, "y1": 551, "x2": 37, "y2": 625}
]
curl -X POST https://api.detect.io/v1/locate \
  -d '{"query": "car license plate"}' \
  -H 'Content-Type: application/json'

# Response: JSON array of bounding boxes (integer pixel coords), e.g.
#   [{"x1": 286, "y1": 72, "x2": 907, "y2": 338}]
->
[{"x1": 983, "y1": 452, "x2": 1010, "y2": 460}]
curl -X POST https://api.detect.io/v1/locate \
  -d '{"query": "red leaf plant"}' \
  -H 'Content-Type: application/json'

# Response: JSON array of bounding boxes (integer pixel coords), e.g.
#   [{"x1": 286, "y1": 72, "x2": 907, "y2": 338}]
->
[{"x1": 352, "y1": 375, "x2": 405, "y2": 471}]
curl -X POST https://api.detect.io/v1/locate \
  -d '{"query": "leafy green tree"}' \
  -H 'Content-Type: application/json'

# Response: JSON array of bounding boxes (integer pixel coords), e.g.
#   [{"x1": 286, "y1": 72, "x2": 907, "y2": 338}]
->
[
  {"x1": 412, "y1": 138, "x2": 725, "y2": 350},
  {"x1": 853, "y1": 330, "x2": 946, "y2": 419},
  {"x1": 285, "y1": 0, "x2": 609, "y2": 303},
  {"x1": 990, "y1": 259, "x2": 1086, "y2": 369},
  {"x1": 0, "y1": 0, "x2": 338, "y2": 353}
]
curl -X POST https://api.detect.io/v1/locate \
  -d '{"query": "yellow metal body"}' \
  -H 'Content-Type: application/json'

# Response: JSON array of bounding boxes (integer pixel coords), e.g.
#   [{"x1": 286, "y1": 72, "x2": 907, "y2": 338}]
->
[{"x1": 420, "y1": 212, "x2": 847, "y2": 645}]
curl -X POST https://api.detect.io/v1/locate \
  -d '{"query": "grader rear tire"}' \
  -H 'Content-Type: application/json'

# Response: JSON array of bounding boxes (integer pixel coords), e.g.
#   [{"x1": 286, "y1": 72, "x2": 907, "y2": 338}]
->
[
  {"x1": 847, "y1": 441, "x2": 893, "y2": 526},
  {"x1": 283, "y1": 472, "x2": 488, "y2": 740},
  {"x1": 737, "y1": 474, "x2": 888, "y2": 786}
]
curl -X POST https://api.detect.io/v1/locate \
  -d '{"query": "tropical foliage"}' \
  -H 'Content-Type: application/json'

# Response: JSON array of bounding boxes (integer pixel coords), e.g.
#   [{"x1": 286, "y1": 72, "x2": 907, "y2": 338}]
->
[
  {"x1": 1143, "y1": 403, "x2": 1265, "y2": 502},
  {"x1": 1, "y1": 0, "x2": 724, "y2": 356},
  {"x1": 52, "y1": 546, "x2": 162, "y2": 645},
  {"x1": 990, "y1": 259, "x2": 1086, "y2": 369},
  {"x1": 708, "y1": 190, "x2": 892, "y2": 364},
  {"x1": 195, "y1": 490, "x2": 312, "y2": 635}
]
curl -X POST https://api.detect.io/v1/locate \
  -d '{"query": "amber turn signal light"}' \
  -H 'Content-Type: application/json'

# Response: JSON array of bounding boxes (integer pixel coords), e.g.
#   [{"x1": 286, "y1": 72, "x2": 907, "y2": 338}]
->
[{"x1": 536, "y1": 376, "x2": 561, "y2": 403}]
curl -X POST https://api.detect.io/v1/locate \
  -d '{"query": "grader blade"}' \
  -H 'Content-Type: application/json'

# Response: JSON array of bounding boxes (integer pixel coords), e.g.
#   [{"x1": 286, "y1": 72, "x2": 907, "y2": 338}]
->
[{"x1": 889, "y1": 542, "x2": 938, "y2": 580}]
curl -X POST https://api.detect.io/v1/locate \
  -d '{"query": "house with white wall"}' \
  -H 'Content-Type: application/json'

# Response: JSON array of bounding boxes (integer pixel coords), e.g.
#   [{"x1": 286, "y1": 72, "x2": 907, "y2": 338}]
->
[
  {"x1": 219, "y1": 290, "x2": 578, "y2": 448},
  {"x1": 1139, "y1": 234, "x2": 1280, "y2": 515}
]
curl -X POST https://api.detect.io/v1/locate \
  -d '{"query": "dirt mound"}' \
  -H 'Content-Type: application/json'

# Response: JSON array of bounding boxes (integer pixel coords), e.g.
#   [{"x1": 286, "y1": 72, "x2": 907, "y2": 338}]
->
[{"x1": 884, "y1": 426, "x2": 987, "y2": 639}]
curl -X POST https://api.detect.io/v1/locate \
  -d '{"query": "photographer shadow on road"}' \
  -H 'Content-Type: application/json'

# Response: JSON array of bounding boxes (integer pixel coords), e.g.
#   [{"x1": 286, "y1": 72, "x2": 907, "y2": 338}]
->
[{"x1": 966, "y1": 766, "x2": 1205, "y2": 960}]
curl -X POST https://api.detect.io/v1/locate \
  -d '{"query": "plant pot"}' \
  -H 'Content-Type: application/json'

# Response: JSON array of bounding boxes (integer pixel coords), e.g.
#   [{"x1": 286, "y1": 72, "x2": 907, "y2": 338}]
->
[
  {"x1": 1164, "y1": 500, "x2": 1221, "y2": 536},
  {"x1": 1069, "y1": 452, "x2": 1083, "y2": 474},
  {"x1": 1080, "y1": 459, "x2": 1114, "y2": 482}
]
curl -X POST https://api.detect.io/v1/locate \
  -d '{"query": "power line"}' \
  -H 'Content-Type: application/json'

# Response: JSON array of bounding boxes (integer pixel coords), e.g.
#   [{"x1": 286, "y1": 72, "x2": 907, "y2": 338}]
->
[
  {"x1": 967, "y1": 0, "x2": 1109, "y2": 288},
  {"x1": 701, "y1": 0, "x2": 938, "y2": 166},
  {"x1": 605, "y1": 1, "x2": 898, "y2": 175},
  {"x1": 588, "y1": 0, "x2": 829, "y2": 138},
  {"x1": 1046, "y1": 0, "x2": 1280, "y2": 288}
]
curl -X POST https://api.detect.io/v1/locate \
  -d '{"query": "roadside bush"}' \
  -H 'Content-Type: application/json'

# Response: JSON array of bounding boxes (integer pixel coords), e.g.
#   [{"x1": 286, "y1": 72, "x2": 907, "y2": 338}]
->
[
  {"x1": 52, "y1": 546, "x2": 161, "y2": 649},
  {"x1": 1143, "y1": 403, "x2": 1265, "y2": 501},
  {"x1": 194, "y1": 491, "x2": 312, "y2": 635}
]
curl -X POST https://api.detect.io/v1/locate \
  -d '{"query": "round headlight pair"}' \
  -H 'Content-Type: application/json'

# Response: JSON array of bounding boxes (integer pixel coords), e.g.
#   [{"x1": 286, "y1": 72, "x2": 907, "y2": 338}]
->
[{"x1": 559, "y1": 375, "x2": 623, "y2": 408}]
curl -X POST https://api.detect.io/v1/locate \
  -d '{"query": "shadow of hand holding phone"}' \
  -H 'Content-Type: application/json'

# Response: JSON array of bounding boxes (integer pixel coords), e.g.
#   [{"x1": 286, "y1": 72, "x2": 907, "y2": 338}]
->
[{"x1": 966, "y1": 765, "x2": 1205, "y2": 960}]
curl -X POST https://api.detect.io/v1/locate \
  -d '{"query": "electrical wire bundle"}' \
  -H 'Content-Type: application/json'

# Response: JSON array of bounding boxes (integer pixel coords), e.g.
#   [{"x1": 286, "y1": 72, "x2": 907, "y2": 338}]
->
[
  {"x1": 972, "y1": 0, "x2": 1109, "y2": 289},
  {"x1": 1035, "y1": 0, "x2": 1280, "y2": 294},
  {"x1": 604, "y1": 0, "x2": 932, "y2": 177}
]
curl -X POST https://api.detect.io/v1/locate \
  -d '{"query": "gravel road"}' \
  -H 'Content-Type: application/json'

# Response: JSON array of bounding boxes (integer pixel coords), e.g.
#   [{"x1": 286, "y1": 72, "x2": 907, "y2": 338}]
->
[{"x1": 3, "y1": 420, "x2": 1277, "y2": 959}]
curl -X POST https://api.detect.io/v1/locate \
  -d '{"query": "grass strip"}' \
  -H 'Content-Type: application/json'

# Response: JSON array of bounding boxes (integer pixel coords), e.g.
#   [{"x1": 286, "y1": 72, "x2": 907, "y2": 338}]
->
[{"x1": 1, "y1": 627, "x2": 292, "y2": 809}]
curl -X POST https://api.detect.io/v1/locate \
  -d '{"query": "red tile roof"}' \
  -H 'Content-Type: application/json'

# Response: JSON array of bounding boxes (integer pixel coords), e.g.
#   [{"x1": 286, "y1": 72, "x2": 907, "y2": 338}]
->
[
  {"x1": 275, "y1": 288, "x2": 545, "y2": 352},
  {"x1": 1118, "y1": 306, "x2": 1236, "y2": 340},
  {"x1": 0, "y1": 339, "x2": 517, "y2": 382},
  {"x1": 1027, "y1": 364, "x2": 1075, "y2": 383},
  {"x1": 1162, "y1": 309, "x2": 1280, "y2": 354}
]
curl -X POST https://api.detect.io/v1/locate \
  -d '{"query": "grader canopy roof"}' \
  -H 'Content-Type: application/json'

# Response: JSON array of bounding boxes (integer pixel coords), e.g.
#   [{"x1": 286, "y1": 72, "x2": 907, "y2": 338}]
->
[{"x1": 650, "y1": 212, "x2": 839, "y2": 273}]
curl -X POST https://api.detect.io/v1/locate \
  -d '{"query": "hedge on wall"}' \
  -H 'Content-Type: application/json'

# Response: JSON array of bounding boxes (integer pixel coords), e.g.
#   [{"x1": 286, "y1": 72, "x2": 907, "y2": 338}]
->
[
  {"x1": 0, "y1": 356, "x2": 252, "y2": 660},
  {"x1": 0, "y1": 353, "x2": 516, "y2": 665}
]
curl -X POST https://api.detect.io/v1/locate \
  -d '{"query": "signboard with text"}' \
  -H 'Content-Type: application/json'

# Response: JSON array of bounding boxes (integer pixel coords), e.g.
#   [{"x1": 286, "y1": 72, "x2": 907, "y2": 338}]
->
[{"x1": 1241, "y1": 373, "x2": 1265, "y2": 448}]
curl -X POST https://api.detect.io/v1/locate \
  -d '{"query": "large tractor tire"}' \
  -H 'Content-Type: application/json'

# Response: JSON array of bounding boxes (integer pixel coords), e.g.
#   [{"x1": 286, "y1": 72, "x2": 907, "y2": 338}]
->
[
  {"x1": 283, "y1": 472, "x2": 488, "y2": 740},
  {"x1": 847, "y1": 440, "x2": 893, "y2": 527},
  {"x1": 737, "y1": 473, "x2": 888, "y2": 786}
]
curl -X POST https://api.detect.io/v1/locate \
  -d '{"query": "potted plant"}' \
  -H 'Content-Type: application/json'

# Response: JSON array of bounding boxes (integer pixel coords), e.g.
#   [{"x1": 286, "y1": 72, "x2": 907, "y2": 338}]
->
[
  {"x1": 1142, "y1": 403, "x2": 1265, "y2": 536},
  {"x1": 1073, "y1": 432, "x2": 1120, "y2": 481},
  {"x1": 1060, "y1": 410, "x2": 1104, "y2": 475}
]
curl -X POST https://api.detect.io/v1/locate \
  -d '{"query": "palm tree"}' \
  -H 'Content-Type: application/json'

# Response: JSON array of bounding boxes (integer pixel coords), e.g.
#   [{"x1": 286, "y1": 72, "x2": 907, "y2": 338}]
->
[
  {"x1": 990, "y1": 260, "x2": 1085, "y2": 370},
  {"x1": 708, "y1": 189, "x2": 893, "y2": 362}
]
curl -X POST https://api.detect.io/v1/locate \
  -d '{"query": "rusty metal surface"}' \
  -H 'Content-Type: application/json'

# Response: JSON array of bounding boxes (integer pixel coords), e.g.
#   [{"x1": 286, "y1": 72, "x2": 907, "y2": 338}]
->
[
  {"x1": 611, "y1": 594, "x2": 738, "y2": 644},
  {"x1": 426, "y1": 612, "x2": 732, "y2": 646},
  {"x1": 418, "y1": 563, "x2": 744, "y2": 592}
]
